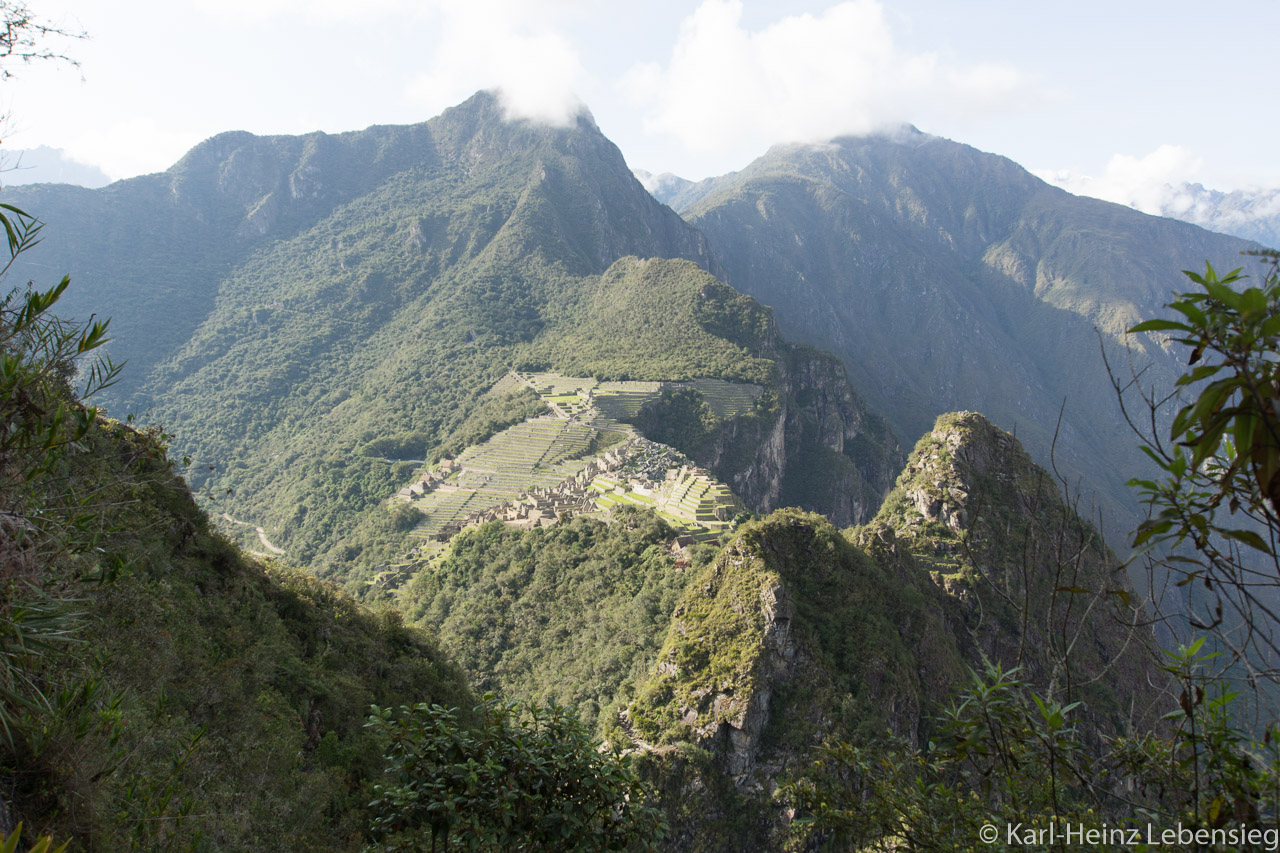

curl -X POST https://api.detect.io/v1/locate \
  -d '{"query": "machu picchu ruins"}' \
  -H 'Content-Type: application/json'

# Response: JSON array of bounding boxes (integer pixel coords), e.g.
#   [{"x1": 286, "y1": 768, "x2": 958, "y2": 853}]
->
[{"x1": 390, "y1": 372, "x2": 756, "y2": 550}]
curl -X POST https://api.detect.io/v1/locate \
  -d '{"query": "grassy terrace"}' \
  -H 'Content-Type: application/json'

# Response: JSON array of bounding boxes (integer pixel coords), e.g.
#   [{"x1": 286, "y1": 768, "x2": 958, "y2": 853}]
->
[
  {"x1": 586, "y1": 467, "x2": 740, "y2": 542},
  {"x1": 395, "y1": 373, "x2": 755, "y2": 542},
  {"x1": 684, "y1": 378, "x2": 764, "y2": 420},
  {"x1": 593, "y1": 381, "x2": 664, "y2": 422},
  {"x1": 523, "y1": 373, "x2": 764, "y2": 431},
  {"x1": 593, "y1": 491, "x2": 656, "y2": 509},
  {"x1": 407, "y1": 416, "x2": 595, "y2": 538},
  {"x1": 484, "y1": 371, "x2": 529, "y2": 398},
  {"x1": 525, "y1": 373, "x2": 598, "y2": 396}
]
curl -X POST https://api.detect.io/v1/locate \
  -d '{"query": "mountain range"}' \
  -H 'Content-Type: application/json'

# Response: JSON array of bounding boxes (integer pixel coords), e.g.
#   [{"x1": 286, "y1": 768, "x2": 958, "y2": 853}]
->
[
  {"x1": 1140, "y1": 181, "x2": 1280, "y2": 249},
  {"x1": 0, "y1": 145, "x2": 111, "y2": 188},
  {"x1": 2, "y1": 91, "x2": 1255, "y2": 848},
  {"x1": 8, "y1": 92, "x2": 906, "y2": 586},
  {"x1": 644, "y1": 132, "x2": 1260, "y2": 555}
]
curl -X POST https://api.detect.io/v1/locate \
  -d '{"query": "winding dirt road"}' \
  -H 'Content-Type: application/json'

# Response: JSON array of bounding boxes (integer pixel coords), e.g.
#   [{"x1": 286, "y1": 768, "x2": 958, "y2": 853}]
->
[{"x1": 220, "y1": 513, "x2": 286, "y2": 555}]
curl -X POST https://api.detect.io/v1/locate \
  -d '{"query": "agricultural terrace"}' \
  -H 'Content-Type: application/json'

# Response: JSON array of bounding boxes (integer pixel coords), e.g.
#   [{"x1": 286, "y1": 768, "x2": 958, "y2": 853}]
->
[
  {"x1": 391, "y1": 372, "x2": 759, "y2": 544},
  {"x1": 522, "y1": 373, "x2": 763, "y2": 429},
  {"x1": 683, "y1": 378, "x2": 764, "y2": 420},
  {"x1": 590, "y1": 466, "x2": 741, "y2": 542},
  {"x1": 402, "y1": 416, "x2": 595, "y2": 539}
]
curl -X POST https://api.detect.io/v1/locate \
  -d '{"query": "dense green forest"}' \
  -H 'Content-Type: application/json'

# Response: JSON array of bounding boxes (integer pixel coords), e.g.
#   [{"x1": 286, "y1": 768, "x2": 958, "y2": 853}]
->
[{"x1": 401, "y1": 508, "x2": 712, "y2": 732}]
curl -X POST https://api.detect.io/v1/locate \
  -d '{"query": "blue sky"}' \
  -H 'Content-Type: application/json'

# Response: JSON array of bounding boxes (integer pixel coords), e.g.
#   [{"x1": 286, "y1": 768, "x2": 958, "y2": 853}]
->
[{"x1": 3, "y1": 0, "x2": 1276, "y2": 200}]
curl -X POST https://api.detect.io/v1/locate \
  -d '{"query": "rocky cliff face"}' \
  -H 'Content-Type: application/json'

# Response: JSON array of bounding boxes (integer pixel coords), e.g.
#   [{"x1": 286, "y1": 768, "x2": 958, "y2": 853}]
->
[
  {"x1": 703, "y1": 394, "x2": 788, "y2": 516},
  {"x1": 775, "y1": 345, "x2": 903, "y2": 525},
  {"x1": 698, "y1": 344, "x2": 902, "y2": 527}
]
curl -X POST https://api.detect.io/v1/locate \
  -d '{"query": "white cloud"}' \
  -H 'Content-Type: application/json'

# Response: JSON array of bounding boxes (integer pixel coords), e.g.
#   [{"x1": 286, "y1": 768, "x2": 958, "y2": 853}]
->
[
  {"x1": 405, "y1": 1, "x2": 586, "y2": 126},
  {"x1": 192, "y1": 0, "x2": 421, "y2": 24},
  {"x1": 1034, "y1": 145, "x2": 1204, "y2": 215},
  {"x1": 60, "y1": 117, "x2": 203, "y2": 180},
  {"x1": 196, "y1": 0, "x2": 587, "y2": 125},
  {"x1": 621, "y1": 0, "x2": 1031, "y2": 161}
]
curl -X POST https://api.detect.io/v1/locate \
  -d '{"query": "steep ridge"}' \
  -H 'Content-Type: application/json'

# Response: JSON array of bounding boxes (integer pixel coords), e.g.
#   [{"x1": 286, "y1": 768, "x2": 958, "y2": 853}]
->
[
  {"x1": 863, "y1": 412, "x2": 1160, "y2": 717},
  {"x1": 674, "y1": 130, "x2": 1261, "y2": 545},
  {"x1": 3, "y1": 413, "x2": 474, "y2": 849},
  {"x1": 618, "y1": 413, "x2": 1160, "y2": 849}
]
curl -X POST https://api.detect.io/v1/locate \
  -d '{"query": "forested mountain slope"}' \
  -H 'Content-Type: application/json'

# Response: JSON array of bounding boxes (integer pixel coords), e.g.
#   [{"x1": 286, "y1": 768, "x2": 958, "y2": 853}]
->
[
  {"x1": 5, "y1": 92, "x2": 898, "y2": 587},
  {"x1": 0, "y1": 291, "x2": 473, "y2": 848},
  {"x1": 665, "y1": 129, "x2": 1260, "y2": 543},
  {"x1": 8, "y1": 93, "x2": 716, "y2": 406}
]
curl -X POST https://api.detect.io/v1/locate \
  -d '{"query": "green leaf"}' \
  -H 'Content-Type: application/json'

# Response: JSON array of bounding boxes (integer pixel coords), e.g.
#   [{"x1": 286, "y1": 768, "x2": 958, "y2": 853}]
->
[
  {"x1": 1178, "y1": 364, "x2": 1224, "y2": 385},
  {"x1": 1240, "y1": 287, "x2": 1268, "y2": 316},
  {"x1": 1203, "y1": 279, "x2": 1242, "y2": 310},
  {"x1": 1221, "y1": 528, "x2": 1273, "y2": 555},
  {"x1": 1170, "y1": 300, "x2": 1209, "y2": 327},
  {"x1": 1129, "y1": 318, "x2": 1192, "y2": 334}
]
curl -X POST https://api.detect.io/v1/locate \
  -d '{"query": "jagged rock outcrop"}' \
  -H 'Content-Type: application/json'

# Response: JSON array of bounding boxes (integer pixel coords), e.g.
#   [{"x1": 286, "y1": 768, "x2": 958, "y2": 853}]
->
[
  {"x1": 624, "y1": 510, "x2": 962, "y2": 791},
  {"x1": 622, "y1": 414, "x2": 1164, "y2": 851},
  {"x1": 863, "y1": 411, "x2": 1163, "y2": 728},
  {"x1": 696, "y1": 343, "x2": 903, "y2": 528}
]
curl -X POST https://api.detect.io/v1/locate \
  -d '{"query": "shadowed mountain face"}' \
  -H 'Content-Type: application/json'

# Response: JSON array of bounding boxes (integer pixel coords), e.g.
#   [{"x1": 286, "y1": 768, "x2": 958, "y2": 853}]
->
[
  {"x1": 673, "y1": 129, "x2": 1260, "y2": 544},
  {"x1": 3, "y1": 93, "x2": 895, "y2": 583}
]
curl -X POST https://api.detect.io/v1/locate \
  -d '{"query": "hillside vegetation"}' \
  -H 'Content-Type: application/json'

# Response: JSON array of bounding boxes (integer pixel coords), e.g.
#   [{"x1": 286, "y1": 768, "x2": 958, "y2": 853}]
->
[
  {"x1": 0, "y1": 278, "x2": 474, "y2": 849},
  {"x1": 401, "y1": 508, "x2": 707, "y2": 733},
  {"x1": 9, "y1": 93, "x2": 896, "y2": 590},
  {"x1": 674, "y1": 129, "x2": 1260, "y2": 547}
]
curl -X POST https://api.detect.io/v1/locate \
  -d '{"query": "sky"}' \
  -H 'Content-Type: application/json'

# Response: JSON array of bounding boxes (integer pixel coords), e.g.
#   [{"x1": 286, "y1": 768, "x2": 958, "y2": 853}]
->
[{"x1": 2, "y1": 0, "x2": 1277, "y2": 208}]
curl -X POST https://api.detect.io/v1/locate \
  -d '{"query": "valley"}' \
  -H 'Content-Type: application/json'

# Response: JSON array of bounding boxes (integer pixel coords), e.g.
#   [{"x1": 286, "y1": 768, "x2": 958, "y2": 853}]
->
[{"x1": 2, "y1": 88, "x2": 1271, "y2": 851}]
